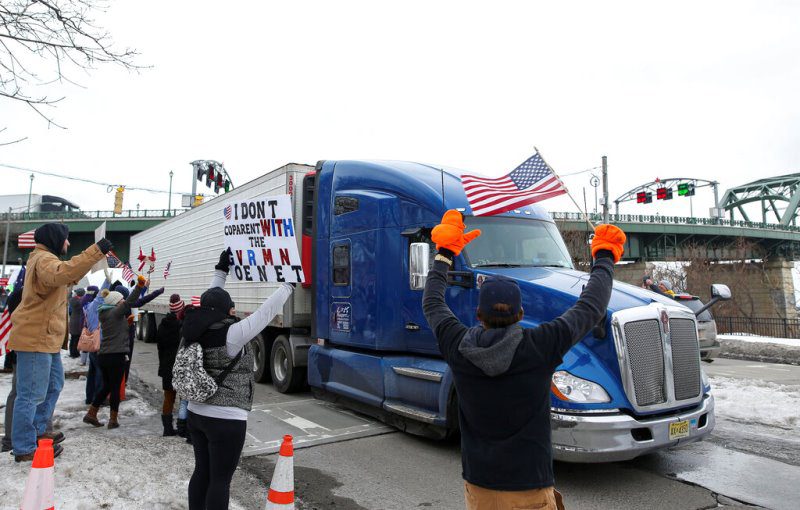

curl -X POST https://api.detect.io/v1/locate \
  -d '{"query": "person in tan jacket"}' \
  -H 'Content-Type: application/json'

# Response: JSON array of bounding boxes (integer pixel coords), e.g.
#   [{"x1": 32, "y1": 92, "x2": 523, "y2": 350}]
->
[{"x1": 9, "y1": 223, "x2": 112, "y2": 462}]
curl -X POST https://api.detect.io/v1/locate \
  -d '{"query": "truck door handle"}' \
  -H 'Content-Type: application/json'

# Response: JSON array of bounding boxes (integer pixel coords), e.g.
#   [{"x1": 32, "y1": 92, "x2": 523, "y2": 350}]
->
[
  {"x1": 447, "y1": 271, "x2": 474, "y2": 288},
  {"x1": 405, "y1": 323, "x2": 421, "y2": 331}
]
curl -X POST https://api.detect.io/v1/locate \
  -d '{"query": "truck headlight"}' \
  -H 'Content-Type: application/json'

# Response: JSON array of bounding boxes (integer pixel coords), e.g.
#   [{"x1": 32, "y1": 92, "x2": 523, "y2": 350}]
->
[
  {"x1": 701, "y1": 367, "x2": 710, "y2": 390},
  {"x1": 551, "y1": 371, "x2": 611, "y2": 403}
]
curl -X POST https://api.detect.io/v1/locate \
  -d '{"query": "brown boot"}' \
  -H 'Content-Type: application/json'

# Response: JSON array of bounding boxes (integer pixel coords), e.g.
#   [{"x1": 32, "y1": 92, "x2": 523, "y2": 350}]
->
[
  {"x1": 108, "y1": 411, "x2": 119, "y2": 429},
  {"x1": 83, "y1": 405, "x2": 104, "y2": 427}
]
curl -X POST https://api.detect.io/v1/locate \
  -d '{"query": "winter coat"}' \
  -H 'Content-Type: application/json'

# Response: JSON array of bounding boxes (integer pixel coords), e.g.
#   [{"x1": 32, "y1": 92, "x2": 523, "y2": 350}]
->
[
  {"x1": 9, "y1": 229, "x2": 103, "y2": 353},
  {"x1": 422, "y1": 253, "x2": 614, "y2": 491},
  {"x1": 182, "y1": 307, "x2": 254, "y2": 411},
  {"x1": 98, "y1": 285, "x2": 142, "y2": 355},
  {"x1": 68, "y1": 296, "x2": 84, "y2": 336},
  {"x1": 156, "y1": 312, "x2": 182, "y2": 378}
]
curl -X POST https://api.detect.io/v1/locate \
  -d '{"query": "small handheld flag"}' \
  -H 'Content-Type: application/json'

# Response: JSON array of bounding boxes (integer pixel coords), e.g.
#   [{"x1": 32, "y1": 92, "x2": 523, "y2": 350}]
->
[
  {"x1": 137, "y1": 247, "x2": 147, "y2": 272},
  {"x1": 163, "y1": 261, "x2": 172, "y2": 279}
]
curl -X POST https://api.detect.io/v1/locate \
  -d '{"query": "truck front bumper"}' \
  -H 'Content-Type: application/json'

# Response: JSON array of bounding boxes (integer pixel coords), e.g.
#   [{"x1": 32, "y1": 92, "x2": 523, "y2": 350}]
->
[{"x1": 551, "y1": 393, "x2": 715, "y2": 463}]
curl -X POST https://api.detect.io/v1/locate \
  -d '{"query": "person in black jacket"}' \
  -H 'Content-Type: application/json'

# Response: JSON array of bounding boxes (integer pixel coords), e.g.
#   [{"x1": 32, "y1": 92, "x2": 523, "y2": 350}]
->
[
  {"x1": 422, "y1": 210, "x2": 626, "y2": 510},
  {"x1": 156, "y1": 294, "x2": 185, "y2": 436}
]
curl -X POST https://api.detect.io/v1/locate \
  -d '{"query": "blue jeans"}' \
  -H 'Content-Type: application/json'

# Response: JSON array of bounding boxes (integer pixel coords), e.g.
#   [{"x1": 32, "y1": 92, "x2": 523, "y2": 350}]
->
[
  {"x1": 12, "y1": 352, "x2": 64, "y2": 455},
  {"x1": 179, "y1": 399, "x2": 189, "y2": 420},
  {"x1": 85, "y1": 352, "x2": 103, "y2": 405}
]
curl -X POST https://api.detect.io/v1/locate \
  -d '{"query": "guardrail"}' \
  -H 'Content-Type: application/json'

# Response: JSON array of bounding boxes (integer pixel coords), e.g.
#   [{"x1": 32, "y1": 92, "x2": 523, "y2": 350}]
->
[
  {"x1": 3, "y1": 209, "x2": 185, "y2": 221},
  {"x1": 716, "y1": 316, "x2": 800, "y2": 339},
  {"x1": 550, "y1": 212, "x2": 800, "y2": 233}
]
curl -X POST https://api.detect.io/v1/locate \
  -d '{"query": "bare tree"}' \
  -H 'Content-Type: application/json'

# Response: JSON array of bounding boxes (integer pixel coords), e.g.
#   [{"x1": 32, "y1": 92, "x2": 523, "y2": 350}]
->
[{"x1": 0, "y1": 0, "x2": 139, "y2": 140}]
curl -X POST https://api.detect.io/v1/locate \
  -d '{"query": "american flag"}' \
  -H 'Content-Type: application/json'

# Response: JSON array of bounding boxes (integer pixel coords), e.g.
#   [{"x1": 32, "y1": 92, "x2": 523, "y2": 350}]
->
[
  {"x1": 18, "y1": 230, "x2": 35, "y2": 249},
  {"x1": 106, "y1": 252, "x2": 123, "y2": 268},
  {"x1": 461, "y1": 152, "x2": 567, "y2": 216},
  {"x1": 191, "y1": 296, "x2": 201, "y2": 307},
  {"x1": 121, "y1": 264, "x2": 136, "y2": 283},
  {"x1": 163, "y1": 261, "x2": 172, "y2": 279},
  {"x1": 0, "y1": 309, "x2": 11, "y2": 356}
]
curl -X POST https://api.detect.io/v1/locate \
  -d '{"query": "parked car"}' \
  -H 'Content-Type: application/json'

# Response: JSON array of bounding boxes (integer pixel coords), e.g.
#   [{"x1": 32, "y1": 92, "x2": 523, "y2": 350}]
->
[{"x1": 672, "y1": 293, "x2": 721, "y2": 361}]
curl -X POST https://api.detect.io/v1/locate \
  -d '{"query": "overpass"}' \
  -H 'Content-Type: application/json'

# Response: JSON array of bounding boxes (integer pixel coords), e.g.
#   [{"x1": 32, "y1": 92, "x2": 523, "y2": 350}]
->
[
  {"x1": 4, "y1": 207, "x2": 799, "y2": 319},
  {"x1": 1, "y1": 209, "x2": 180, "y2": 267}
]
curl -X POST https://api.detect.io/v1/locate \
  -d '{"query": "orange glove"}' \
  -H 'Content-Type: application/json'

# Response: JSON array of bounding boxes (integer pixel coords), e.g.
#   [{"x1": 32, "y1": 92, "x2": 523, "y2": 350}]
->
[
  {"x1": 431, "y1": 210, "x2": 481, "y2": 256},
  {"x1": 591, "y1": 224, "x2": 626, "y2": 263},
  {"x1": 137, "y1": 275, "x2": 147, "y2": 288}
]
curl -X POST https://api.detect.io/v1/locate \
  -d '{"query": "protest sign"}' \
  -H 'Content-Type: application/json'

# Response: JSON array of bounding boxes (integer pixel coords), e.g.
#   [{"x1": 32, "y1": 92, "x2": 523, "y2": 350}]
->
[
  {"x1": 91, "y1": 222, "x2": 109, "y2": 273},
  {"x1": 222, "y1": 194, "x2": 305, "y2": 283}
]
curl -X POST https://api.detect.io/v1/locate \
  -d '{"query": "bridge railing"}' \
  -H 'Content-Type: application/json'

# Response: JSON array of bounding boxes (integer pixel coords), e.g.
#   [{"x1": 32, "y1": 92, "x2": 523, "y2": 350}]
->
[
  {"x1": 3, "y1": 209, "x2": 185, "y2": 221},
  {"x1": 550, "y1": 212, "x2": 800, "y2": 232}
]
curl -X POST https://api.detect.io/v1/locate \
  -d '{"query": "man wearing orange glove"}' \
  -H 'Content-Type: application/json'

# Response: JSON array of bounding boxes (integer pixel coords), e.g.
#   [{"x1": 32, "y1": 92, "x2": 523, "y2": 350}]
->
[{"x1": 423, "y1": 210, "x2": 625, "y2": 510}]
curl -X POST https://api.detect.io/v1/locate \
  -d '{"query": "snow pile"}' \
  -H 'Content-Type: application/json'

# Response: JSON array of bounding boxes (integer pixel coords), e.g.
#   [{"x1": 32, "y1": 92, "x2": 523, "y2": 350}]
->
[
  {"x1": 0, "y1": 355, "x2": 254, "y2": 510},
  {"x1": 718, "y1": 334, "x2": 800, "y2": 365},
  {"x1": 710, "y1": 375, "x2": 800, "y2": 431},
  {"x1": 718, "y1": 334, "x2": 800, "y2": 348}
]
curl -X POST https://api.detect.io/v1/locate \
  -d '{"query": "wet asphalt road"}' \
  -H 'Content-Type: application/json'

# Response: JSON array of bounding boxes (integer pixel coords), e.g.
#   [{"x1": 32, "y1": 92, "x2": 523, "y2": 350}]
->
[{"x1": 130, "y1": 341, "x2": 798, "y2": 509}]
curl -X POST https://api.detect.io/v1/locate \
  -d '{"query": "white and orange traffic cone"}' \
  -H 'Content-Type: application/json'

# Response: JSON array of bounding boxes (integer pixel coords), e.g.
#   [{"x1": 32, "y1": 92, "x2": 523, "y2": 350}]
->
[
  {"x1": 20, "y1": 438, "x2": 55, "y2": 510},
  {"x1": 266, "y1": 434, "x2": 295, "y2": 509}
]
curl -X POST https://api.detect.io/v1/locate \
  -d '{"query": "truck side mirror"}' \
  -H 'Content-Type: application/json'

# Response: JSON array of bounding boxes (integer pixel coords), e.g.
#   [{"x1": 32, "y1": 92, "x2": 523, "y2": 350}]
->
[
  {"x1": 710, "y1": 284, "x2": 731, "y2": 300},
  {"x1": 694, "y1": 283, "x2": 732, "y2": 317},
  {"x1": 409, "y1": 243, "x2": 430, "y2": 290}
]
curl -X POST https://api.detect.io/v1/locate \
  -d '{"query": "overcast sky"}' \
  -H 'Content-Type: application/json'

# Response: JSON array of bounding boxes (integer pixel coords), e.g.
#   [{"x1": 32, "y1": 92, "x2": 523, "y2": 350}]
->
[{"x1": 2, "y1": 0, "x2": 799, "y2": 219}]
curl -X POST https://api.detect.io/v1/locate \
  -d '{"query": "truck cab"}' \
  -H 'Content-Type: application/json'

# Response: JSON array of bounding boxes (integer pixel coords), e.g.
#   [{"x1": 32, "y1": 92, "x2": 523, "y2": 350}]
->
[{"x1": 306, "y1": 160, "x2": 715, "y2": 462}]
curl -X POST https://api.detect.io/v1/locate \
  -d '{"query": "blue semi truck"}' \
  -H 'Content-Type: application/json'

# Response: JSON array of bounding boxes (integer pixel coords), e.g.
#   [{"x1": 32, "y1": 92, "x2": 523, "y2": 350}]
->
[{"x1": 134, "y1": 160, "x2": 719, "y2": 462}]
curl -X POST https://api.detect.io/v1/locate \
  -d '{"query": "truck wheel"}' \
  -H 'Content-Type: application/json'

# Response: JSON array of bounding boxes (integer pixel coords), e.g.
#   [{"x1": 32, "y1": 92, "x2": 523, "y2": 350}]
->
[
  {"x1": 136, "y1": 317, "x2": 145, "y2": 341},
  {"x1": 252, "y1": 335, "x2": 271, "y2": 383},
  {"x1": 142, "y1": 313, "x2": 157, "y2": 343},
  {"x1": 270, "y1": 335, "x2": 307, "y2": 393}
]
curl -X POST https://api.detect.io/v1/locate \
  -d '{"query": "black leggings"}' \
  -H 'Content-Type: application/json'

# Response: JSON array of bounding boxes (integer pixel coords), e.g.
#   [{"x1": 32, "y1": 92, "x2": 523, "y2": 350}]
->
[
  {"x1": 92, "y1": 353, "x2": 126, "y2": 412},
  {"x1": 188, "y1": 411, "x2": 247, "y2": 510}
]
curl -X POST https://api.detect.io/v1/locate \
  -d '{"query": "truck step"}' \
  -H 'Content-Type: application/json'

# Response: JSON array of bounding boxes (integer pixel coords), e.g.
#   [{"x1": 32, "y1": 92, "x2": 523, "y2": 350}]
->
[
  {"x1": 391, "y1": 366, "x2": 443, "y2": 382},
  {"x1": 383, "y1": 401, "x2": 439, "y2": 424}
]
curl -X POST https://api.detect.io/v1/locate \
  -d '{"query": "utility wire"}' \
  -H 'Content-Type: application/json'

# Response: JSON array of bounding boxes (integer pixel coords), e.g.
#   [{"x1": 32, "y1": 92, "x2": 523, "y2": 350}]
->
[
  {"x1": 559, "y1": 166, "x2": 602, "y2": 177},
  {"x1": 0, "y1": 163, "x2": 192, "y2": 195}
]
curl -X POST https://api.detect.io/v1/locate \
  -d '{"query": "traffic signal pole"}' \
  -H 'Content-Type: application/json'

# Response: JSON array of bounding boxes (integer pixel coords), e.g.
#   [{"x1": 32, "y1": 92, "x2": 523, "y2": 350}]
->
[{"x1": 191, "y1": 166, "x2": 198, "y2": 209}]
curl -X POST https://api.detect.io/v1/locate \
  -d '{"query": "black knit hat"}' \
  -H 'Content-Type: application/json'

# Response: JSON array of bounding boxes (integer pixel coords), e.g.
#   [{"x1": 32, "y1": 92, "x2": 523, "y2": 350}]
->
[
  {"x1": 200, "y1": 287, "x2": 234, "y2": 313},
  {"x1": 34, "y1": 223, "x2": 69, "y2": 256}
]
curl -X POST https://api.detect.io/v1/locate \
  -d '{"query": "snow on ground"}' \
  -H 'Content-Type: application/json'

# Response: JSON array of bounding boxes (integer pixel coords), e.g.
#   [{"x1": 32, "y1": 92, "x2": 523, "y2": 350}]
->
[
  {"x1": 709, "y1": 375, "x2": 800, "y2": 432},
  {"x1": 0, "y1": 353, "x2": 253, "y2": 510},
  {"x1": 718, "y1": 334, "x2": 800, "y2": 348}
]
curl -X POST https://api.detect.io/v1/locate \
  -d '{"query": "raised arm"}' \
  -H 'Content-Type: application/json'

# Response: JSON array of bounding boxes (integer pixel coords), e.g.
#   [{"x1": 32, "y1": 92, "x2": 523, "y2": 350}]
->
[
  {"x1": 423, "y1": 211, "x2": 482, "y2": 361},
  {"x1": 209, "y1": 249, "x2": 232, "y2": 290},
  {"x1": 36, "y1": 244, "x2": 106, "y2": 288},
  {"x1": 531, "y1": 224, "x2": 625, "y2": 367},
  {"x1": 225, "y1": 284, "x2": 293, "y2": 356}
]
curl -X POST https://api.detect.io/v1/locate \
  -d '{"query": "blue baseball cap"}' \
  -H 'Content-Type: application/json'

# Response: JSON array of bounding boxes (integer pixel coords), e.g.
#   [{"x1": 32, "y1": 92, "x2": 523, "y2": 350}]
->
[{"x1": 478, "y1": 275, "x2": 522, "y2": 318}]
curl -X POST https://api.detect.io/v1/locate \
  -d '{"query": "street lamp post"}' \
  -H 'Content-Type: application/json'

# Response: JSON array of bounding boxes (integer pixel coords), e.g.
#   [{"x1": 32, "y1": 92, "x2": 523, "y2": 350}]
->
[
  {"x1": 26, "y1": 173, "x2": 34, "y2": 217},
  {"x1": 168, "y1": 170, "x2": 174, "y2": 215}
]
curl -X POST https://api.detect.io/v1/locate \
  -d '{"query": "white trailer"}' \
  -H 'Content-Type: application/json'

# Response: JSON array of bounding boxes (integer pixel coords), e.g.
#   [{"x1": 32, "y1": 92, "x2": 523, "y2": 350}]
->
[{"x1": 130, "y1": 163, "x2": 314, "y2": 390}]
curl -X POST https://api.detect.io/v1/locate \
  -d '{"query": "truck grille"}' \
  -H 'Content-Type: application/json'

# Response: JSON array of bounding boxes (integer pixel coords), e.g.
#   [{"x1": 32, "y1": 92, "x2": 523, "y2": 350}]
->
[
  {"x1": 612, "y1": 305, "x2": 703, "y2": 413},
  {"x1": 623, "y1": 320, "x2": 666, "y2": 406},
  {"x1": 669, "y1": 318, "x2": 702, "y2": 400}
]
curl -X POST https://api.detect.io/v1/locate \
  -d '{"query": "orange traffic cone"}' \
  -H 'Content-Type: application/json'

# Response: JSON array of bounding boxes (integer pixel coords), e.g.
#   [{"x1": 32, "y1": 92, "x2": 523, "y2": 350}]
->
[
  {"x1": 265, "y1": 435, "x2": 295, "y2": 509},
  {"x1": 20, "y1": 439, "x2": 55, "y2": 510}
]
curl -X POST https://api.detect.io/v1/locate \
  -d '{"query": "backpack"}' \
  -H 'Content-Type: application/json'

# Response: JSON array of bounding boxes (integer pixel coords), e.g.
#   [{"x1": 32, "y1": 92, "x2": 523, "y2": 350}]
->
[{"x1": 172, "y1": 339, "x2": 242, "y2": 403}]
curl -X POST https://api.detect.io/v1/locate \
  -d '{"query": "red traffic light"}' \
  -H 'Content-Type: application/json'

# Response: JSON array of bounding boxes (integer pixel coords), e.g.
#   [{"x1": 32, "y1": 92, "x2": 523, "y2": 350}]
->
[
  {"x1": 656, "y1": 187, "x2": 673, "y2": 200},
  {"x1": 636, "y1": 191, "x2": 653, "y2": 204}
]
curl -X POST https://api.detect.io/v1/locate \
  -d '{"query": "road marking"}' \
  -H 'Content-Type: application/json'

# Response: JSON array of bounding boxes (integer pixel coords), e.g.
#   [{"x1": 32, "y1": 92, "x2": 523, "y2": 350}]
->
[{"x1": 281, "y1": 413, "x2": 331, "y2": 432}]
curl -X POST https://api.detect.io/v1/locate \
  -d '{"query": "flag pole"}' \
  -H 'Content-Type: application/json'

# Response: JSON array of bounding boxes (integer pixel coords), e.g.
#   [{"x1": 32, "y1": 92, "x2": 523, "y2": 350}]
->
[{"x1": 534, "y1": 147, "x2": 596, "y2": 231}]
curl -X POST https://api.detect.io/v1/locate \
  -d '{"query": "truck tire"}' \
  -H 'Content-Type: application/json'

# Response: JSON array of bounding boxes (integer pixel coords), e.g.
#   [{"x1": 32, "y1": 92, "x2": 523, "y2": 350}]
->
[
  {"x1": 142, "y1": 313, "x2": 157, "y2": 343},
  {"x1": 252, "y1": 335, "x2": 271, "y2": 384},
  {"x1": 270, "y1": 335, "x2": 307, "y2": 393},
  {"x1": 136, "y1": 317, "x2": 145, "y2": 341}
]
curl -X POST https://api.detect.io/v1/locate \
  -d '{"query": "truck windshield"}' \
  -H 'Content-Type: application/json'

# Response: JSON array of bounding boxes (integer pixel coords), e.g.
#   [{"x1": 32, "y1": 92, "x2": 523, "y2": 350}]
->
[{"x1": 463, "y1": 216, "x2": 573, "y2": 269}]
